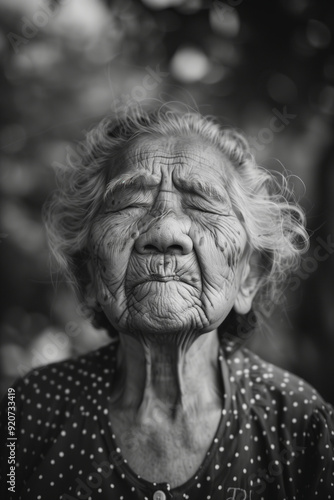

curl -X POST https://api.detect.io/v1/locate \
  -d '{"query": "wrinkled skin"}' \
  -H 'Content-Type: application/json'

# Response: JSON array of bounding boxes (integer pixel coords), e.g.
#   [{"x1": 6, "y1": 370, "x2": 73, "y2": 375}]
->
[
  {"x1": 88, "y1": 135, "x2": 258, "y2": 486},
  {"x1": 89, "y1": 136, "x2": 248, "y2": 345}
]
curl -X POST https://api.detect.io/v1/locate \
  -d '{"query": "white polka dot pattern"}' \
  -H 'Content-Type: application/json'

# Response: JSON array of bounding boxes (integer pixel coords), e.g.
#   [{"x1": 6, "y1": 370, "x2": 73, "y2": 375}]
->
[{"x1": 0, "y1": 341, "x2": 333, "y2": 499}]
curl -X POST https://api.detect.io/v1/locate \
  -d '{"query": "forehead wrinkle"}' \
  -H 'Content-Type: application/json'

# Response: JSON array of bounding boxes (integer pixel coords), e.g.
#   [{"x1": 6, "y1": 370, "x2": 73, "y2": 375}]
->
[
  {"x1": 123, "y1": 140, "x2": 224, "y2": 170},
  {"x1": 107, "y1": 139, "x2": 233, "y2": 200},
  {"x1": 110, "y1": 151, "x2": 217, "y2": 188}
]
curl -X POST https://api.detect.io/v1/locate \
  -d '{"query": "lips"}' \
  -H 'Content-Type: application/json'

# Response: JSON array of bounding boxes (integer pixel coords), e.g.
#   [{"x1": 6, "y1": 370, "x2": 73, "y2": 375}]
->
[
  {"x1": 134, "y1": 274, "x2": 181, "y2": 287},
  {"x1": 151, "y1": 274, "x2": 180, "y2": 282},
  {"x1": 126, "y1": 254, "x2": 201, "y2": 293}
]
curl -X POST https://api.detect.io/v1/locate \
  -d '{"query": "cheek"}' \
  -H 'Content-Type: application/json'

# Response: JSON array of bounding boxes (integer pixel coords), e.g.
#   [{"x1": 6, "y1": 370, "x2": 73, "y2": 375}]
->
[
  {"x1": 89, "y1": 215, "x2": 139, "y2": 288},
  {"x1": 214, "y1": 218, "x2": 245, "y2": 268},
  {"x1": 89, "y1": 212, "x2": 161, "y2": 291},
  {"x1": 190, "y1": 216, "x2": 246, "y2": 288}
]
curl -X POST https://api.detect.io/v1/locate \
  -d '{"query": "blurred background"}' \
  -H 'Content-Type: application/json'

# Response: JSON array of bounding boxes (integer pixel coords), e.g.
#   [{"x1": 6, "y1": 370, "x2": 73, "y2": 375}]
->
[{"x1": 0, "y1": 0, "x2": 333, "y2": 403}]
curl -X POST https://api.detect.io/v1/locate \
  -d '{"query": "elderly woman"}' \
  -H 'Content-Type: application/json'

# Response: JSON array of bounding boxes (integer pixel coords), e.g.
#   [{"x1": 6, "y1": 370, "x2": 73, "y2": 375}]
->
[{"x1": 0, "y1": 107, "x2": 333, "y2": 500}]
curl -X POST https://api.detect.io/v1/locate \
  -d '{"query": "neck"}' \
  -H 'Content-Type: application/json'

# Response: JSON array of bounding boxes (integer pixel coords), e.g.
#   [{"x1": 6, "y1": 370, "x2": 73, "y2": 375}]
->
[{"x1": 111, "y1": 330, "x2": 224, "y2": 421}]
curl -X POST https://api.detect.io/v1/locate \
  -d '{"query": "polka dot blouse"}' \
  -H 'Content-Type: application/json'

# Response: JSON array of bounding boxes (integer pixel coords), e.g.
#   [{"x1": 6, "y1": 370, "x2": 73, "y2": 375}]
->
[{"x1": 1, "y1": 341, "x2": 333, "y2": 499}]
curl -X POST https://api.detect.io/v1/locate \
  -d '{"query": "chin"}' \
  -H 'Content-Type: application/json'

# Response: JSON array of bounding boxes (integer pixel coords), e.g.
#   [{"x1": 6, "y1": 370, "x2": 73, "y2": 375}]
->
[
  {"x1": 124, "y1": 313, "x2": 204, "y2": 345},
  {"x1": 130, "y1": 316, "x2": 188, "y2": 335}
]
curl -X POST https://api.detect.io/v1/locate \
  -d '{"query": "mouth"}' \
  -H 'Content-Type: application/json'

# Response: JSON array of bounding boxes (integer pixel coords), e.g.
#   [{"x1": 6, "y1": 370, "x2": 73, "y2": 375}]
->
[
  {"x1": 133, "y1": 274, "x2": 181, "y2": 287},
  {"x1": 151, "y1": 274, "x2": 180, "y2": 282}
]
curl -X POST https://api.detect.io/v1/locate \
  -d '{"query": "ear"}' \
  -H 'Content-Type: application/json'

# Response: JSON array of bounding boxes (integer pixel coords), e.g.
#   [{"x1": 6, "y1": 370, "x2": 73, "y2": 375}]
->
[{"x1": 234, "y1": 253, "x2": 261, "y2": 315}]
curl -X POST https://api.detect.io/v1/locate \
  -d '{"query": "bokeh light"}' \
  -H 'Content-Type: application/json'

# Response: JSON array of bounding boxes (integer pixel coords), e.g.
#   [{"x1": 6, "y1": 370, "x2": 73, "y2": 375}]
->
[
  {"x1": 170, "y1": 46, "x2": 210, "y2": 82},
  {"x1": 267, "y1": 72, "x2": 298, "y2": 104},
  {"x1": 306, "y1": 19, "x2": 331, "y2": 50},
  {"x1": 209, "y1": 3, "x2": 240, "y2": 38}
]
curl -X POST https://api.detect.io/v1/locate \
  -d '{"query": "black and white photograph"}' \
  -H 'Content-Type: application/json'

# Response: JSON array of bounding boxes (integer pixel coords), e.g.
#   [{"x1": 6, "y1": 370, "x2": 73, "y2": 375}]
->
[{"x1": 0, "y1": 1, "x2": 334, "y2": 499}]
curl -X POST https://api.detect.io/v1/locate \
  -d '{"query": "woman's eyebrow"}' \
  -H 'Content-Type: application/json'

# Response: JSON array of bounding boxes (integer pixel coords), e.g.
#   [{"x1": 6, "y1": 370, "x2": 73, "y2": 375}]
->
[
  {"x1": 104, "y1": 171, "x2": 160, "y2": 200},
  {"x1": 174, "y1": 176, "x2": 228, "y2": 204}
]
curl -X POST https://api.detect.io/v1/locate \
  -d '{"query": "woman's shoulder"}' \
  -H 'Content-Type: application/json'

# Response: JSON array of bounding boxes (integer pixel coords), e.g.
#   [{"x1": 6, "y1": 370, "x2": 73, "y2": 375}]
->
[
  {"x1": 0, "y1": 341, "x2": 120, "y2": 498},
  {"x1": 227, "y1": 347, "x2": 334, "y2": 496},
  {"x1": 226, "y1": 346, "x2": 334, "y2": 420},
  {"x1": 1, "y1": 340, "x2": 119, "y2": 411}
]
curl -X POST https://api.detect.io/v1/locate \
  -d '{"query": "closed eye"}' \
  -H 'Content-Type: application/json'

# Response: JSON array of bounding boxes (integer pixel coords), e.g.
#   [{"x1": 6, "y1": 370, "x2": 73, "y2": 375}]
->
[
  {"x1": 190, "y1": 206, "x2": 220, "y2": 215},
  {"x1": 120, "y1": 205, "x2": 143, "y2": 209},
  {"x1": 182, "y1": 191, "x2": 232, "y2": 215},
  {"x1": 105, "y1": 204, "x2": 147, "y2": 213},
  {"x1": 186, "y1": 202, "x2": 231, "y2": 216}
]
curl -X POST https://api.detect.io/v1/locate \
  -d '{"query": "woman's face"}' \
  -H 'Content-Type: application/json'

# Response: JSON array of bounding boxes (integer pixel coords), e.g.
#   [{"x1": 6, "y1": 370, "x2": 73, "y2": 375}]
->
[{"x1": 89, "y1": 135, "x2": 249, "y2": 340}]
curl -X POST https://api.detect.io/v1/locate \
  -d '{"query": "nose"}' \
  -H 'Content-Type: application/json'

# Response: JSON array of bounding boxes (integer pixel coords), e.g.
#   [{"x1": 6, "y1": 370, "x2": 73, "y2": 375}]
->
[{"x1": 135, "y1": 214, "x2": 193, "y2": 255}]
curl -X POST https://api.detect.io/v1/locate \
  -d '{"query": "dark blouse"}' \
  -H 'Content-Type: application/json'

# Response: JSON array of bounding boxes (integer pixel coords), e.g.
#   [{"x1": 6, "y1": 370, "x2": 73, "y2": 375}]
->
[{"x1": 0, "y1": 340, "x2": 333, "y2": 500}]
